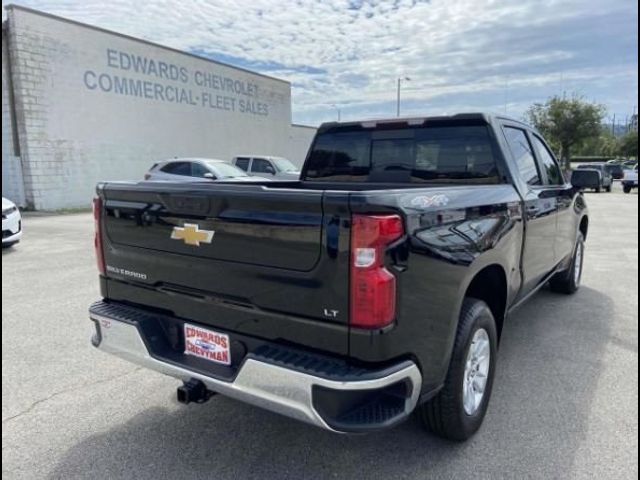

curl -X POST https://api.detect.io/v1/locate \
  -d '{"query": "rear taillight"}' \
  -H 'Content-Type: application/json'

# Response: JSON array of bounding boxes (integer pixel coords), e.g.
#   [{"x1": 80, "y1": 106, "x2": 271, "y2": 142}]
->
[
  {"x1": 350, "y1": 214, "x2": 403, "y2": 329},
  {"x1": 93, "y1": 197, "x2": 105, "y2": 275}
]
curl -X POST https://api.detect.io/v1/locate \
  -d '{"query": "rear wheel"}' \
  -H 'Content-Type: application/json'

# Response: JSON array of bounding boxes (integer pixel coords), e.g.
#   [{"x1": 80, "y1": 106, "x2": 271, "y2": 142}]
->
[
  {"x1": 550, "y1": 232, "x2": 584, "y2": 294},
  {"x1": 606, "y1": 184, "x2": 612, "y2": 192},
  {"x1": 623, "y1": 185, "x2": 632, "y2": 194},
  {"x1": 418, "y1": 298, "x2": 497, "y2": 441},
  {"x1": 595, "y1": 186, "x2": 602, "y2": 193}
]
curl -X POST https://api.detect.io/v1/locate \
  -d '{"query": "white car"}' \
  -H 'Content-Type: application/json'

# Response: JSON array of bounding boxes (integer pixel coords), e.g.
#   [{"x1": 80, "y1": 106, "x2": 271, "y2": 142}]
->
[
  {"x1": 2, "y1": 197, "x2": 22, "y2": 247},
  {"x1": 232, "y1": 155, "x2": 301, "y2": 180},
  {"x1": 144, "y1": 158, "x2": 268, "y2": 183}
]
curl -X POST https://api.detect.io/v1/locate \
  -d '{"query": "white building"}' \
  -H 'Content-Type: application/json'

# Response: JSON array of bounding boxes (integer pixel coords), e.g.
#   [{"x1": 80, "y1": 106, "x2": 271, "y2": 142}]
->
[
  {"x1": 2, "y1": 5, "x2": 315, "y2": 209},
  {"x1": 286, "y1": 124, "x2": 317, "y2": 165}
]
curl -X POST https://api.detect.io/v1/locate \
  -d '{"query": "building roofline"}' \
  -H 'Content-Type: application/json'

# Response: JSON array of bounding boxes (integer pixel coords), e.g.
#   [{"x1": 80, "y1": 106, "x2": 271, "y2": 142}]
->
[{"x1": 4, "y1": 3, "x2": 290, "y2": 86}]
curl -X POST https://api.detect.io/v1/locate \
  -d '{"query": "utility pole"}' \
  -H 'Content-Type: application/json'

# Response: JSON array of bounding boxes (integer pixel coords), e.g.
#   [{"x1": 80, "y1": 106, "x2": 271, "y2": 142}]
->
[
  {"x1": 396, "y1": 77, "x2": 410, "y2": 117},
  {"x1": 504, "y1": 76, "x2": 509, "y2": 114},
  {"x1": 331, "y1": 104, "x2": 341, "y2": 122},
  {"x1": 612, "y1": 114, "x2": 616, "y2": 136}
]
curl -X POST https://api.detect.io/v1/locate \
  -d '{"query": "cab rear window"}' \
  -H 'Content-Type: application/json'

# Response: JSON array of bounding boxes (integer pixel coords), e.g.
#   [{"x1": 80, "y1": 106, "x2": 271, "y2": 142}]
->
[{"x1": 304, "y1": 124, "x2": 501, "y2": 184}]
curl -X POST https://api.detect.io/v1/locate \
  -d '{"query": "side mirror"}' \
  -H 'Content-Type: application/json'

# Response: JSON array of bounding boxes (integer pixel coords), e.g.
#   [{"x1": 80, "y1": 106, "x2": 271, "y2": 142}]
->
[
  {"x1": 571, "y1": 170, "x2": 599, "y2": 190},
  {"x1": 266, "y1": 166, "x2": 276, "y2": 175},
  {"x1": 203, "y1": 172, "x2": 217, "y2": 180}
]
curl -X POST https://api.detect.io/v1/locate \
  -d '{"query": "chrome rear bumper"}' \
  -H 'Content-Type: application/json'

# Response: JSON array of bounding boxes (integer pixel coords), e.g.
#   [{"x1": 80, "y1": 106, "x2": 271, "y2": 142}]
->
[{"x1": 90, "y1": 303, "x2": 422, "y2": 432}]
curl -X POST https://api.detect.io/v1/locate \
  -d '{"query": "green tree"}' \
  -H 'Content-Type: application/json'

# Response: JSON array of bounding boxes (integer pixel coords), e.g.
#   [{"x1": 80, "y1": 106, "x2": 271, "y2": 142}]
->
[
  {"x1": 618, "y1": 131, "x2": 638, "y2": 159},
  {"x1": 525, "y1": 95, "x2": 606, "y2": 170},
  {"x1": 575, "y1": 128, "x2": 618, "y2": 157}
]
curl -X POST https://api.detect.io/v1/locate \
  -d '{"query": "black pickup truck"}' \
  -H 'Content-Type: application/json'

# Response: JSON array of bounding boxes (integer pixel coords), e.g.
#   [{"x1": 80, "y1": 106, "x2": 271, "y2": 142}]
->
[{"x1": 90, "y1": 113, "x2": 589, "y2": 441}]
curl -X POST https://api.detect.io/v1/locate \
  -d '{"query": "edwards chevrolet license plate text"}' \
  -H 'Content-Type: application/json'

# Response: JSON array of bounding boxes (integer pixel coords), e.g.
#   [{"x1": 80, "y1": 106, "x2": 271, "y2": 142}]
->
[{"x1": 184, "y1": 324, "x2": 231, "y2": 365}]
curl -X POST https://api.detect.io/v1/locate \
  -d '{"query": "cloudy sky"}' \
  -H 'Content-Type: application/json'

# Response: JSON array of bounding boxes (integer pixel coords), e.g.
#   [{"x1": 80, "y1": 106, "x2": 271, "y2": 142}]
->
[{"x1": 3, "y1": 0, "x2": 638, "y2": 126}]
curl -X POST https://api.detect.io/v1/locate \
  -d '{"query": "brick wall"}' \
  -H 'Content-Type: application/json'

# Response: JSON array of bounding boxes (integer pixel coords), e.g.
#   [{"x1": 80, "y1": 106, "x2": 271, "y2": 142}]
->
[{"x1": 287, "y1": 124, "x2": 317, "y2": 167}]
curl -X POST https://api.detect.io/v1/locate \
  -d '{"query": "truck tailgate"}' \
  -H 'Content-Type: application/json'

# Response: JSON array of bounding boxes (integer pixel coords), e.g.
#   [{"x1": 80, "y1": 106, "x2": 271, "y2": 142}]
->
[{"x1": 105, "y1": 184, "x2": 323, "y2": 270}]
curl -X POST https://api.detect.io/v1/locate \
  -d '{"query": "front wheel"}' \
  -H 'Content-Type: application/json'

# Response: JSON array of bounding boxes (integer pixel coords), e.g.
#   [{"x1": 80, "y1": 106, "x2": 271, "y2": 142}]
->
[
  {"x1": 417, "y1": 298, "x2": 498, "y2": 441},
  {"x1": 623, "y1": 185, "x2": 632, "y2": 194}
]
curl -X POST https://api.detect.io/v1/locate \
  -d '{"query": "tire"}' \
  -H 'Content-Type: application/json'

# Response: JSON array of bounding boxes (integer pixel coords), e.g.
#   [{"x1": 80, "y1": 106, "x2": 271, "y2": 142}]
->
[
  {"x1": 549, "y1": 232, "x2": 584, "y2": 294},
  {"x1": 418, "y1": 298, "x2": 498, "y2": 441},
  {"x1": 623, "y1": 185, "x2": 632, "y2": 194},
  {"x1": 595, "y1": 186, "x2": 602, "y2": 193},
  {"x1": 606, "y1": 184, "x2": 612, "y2": 193}
]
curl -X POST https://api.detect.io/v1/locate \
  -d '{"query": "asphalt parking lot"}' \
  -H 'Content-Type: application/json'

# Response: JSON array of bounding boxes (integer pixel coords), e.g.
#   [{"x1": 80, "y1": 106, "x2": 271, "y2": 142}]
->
[{"x1": 2, "y1": 185, "x2": 638, "y2": 480}]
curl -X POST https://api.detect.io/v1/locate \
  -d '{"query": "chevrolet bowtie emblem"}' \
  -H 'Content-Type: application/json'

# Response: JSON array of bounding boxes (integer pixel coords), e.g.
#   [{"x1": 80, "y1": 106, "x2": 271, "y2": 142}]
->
[{"x1": 171, "y1": 223, "x2": 214, "y2": 246}]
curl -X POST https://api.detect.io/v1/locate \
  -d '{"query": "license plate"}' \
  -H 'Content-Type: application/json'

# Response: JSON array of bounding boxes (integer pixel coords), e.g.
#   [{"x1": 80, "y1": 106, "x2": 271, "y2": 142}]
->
[{"x1": 184, "y1": 323, "x2": 231, "y2": 365}]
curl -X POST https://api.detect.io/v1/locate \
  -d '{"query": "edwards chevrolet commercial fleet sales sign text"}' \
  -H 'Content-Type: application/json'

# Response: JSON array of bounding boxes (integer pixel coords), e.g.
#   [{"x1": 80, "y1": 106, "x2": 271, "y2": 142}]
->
[{"x1": 83, "y1": 49, "x2": 273, "y2": 116}]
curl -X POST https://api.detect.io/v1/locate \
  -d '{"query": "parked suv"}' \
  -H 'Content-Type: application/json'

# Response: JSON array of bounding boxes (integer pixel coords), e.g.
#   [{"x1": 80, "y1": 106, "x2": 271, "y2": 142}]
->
[
  {"x1": 232, "y1": 155, "x2": 301, "y2": 180},
  {"x1": 622, "y1": 164, "x2": 638, "y2": 194},
  {"x1": 576, "y1": 163, "x2": 613, "y2": 192},
  {"x1": 605, "y1": 162, "x2": 625, "y2": 180},
  {"x1": 144, "y1": 158, "x2": 266, "y2": 182}
]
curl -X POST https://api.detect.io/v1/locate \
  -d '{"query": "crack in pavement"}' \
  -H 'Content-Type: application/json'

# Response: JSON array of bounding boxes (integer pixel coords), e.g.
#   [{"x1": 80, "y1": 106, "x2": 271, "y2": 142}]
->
[{"x1": 2, "y1": 367, "x2": 142, "y2": 425}]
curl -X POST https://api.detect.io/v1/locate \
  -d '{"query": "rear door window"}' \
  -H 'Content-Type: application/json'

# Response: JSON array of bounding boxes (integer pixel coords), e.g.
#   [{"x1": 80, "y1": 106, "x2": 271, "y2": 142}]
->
[
  {"x1": 235, "y1": 158, "x2": 250, "y2": 171},
  {"x1": 161, "y1": 162, "x2": 192, "y2": 176},
  {"x1": 503, "y1": 127, "x2": 541, "y2": 186}
]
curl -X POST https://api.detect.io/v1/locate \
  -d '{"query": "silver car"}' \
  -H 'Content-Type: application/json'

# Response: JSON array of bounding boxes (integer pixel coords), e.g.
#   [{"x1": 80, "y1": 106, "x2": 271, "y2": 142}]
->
[
  {"x1": 232, "y1": 155, "x2": 301, "y2": 180},
  {"x1": 144, "y1": 158, "x2": 267, "y2": 182}
]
